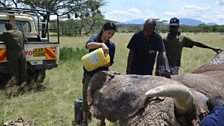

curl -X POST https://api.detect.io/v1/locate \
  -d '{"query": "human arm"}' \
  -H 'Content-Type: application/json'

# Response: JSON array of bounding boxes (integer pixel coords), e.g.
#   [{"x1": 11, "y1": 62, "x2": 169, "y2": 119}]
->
[
  {"x1": 126, "y1": 50, "x2": 134, "y2": 74},
  {"x1": 0, "y1": 34, "x2": 2, "y2": 41},
  {"x1": 101, "y1": 42, "x2": 115, "y2": 68},
  {"x1": 126, "y1": 33, "x2": 138, "y2": 74},
  {"x1": 0, "y1": 33, "x2": 7, "y2": 42},
  {"x1": 194, "y1": 41, "x2": 223, "y2": 54},
  {"x1": 154, "y1": 34, "x2": 171, "y2": 78},
  {"x1": 86, "y1": 42, "x2": 109, "y2": 54},
  {"x1": 156, "y1": 52, "x2": 171, "y2": 78}
]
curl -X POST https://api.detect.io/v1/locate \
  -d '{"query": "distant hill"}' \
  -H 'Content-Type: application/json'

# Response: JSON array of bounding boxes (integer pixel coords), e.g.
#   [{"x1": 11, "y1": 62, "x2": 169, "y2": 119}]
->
[
  {"x1": 120, "y1": 18, "x2": 217, "y2": 26},
  {"x1": 179, "y1": 18, "x2": 204, "y2": 26},
  {"x1": 206, "y1": 22, "x2": 217, "y2": 26},
  {"x1": 121, "y1": 19, "x2": 145, "y2": 24}
]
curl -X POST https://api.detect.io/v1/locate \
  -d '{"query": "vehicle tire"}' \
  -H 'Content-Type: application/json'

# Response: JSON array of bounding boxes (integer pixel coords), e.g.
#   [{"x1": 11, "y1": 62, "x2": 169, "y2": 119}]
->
[
  {"x1": 34, "y1": 70, "x2": 46, "y2": 83},
  {"x1": 0, "y1": 73, "x2": 11, "y2": 89},
  {"x1": 27, "y1": 65, "x2": 46, "y2": 83}
]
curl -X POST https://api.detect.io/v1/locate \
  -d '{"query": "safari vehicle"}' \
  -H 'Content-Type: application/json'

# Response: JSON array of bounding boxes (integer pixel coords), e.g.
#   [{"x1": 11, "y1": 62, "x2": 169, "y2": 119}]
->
[{"x1": 0, "y1": 7, "x2": 60, "y2": 83}]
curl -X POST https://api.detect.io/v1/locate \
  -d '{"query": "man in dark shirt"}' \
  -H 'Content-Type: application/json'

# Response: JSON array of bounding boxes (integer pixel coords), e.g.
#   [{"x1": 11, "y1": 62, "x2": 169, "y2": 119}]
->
[
  {"x1": 200, "y1": 96, "x2": 224, "y2": 126},
  {"x1": 0, "y1": 22, "x2": 27, "y2": 85},
  {"x1": 126, "y1": 19, "x2": 170, "y2": 76},
  {"x1": 156, "y1": 17, "x2": 222, "y2": 75}
]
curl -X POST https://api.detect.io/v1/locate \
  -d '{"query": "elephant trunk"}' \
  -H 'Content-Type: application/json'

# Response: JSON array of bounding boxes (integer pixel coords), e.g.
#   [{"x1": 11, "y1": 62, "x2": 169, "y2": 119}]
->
[{"x1": 145, "y1": 82, "x2": 193, "y2": 115}]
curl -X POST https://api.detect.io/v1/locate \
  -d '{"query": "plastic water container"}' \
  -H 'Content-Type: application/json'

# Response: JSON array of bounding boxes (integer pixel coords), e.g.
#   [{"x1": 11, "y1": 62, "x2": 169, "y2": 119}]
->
[{"x1": 82, "y1": 48, "x2": 110, "y2": 71}]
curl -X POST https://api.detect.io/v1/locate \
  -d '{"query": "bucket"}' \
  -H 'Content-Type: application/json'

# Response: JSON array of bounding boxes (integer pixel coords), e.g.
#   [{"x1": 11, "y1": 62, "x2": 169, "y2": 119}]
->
[
  {"x1": 74, "y1": 98, "x2": 83, "y2": 124},
  {"x1": 74, "y1": 98, "x2": 92, "y2": 125},
  {"x1": 82, "y1": 48, "x2": 110, "y2": 71}
]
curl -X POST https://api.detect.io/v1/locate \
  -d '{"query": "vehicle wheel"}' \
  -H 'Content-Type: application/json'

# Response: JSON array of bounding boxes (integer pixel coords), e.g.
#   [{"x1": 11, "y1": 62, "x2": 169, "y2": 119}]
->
[
  {"x1": 27, "y1": 65, "x2": 46, "y2": 83},
  {"x1": 0, "y1": 73, "x2": 11, "y2": 89},
  {"x1": 34, "y1": 70, "x2": 46, "y2": 83}
]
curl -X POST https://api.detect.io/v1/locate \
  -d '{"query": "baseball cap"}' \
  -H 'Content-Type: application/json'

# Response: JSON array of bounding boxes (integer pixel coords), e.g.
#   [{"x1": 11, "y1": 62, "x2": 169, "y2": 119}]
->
[{"x1": 169, "y1": 17, "x2": 179, "y2": 26}]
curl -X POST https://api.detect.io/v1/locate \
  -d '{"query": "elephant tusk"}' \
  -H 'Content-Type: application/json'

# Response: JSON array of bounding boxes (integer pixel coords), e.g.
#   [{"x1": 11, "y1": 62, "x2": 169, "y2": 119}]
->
[{"x1": 145, "y1": 82, "x2": 193, "y2": 115}]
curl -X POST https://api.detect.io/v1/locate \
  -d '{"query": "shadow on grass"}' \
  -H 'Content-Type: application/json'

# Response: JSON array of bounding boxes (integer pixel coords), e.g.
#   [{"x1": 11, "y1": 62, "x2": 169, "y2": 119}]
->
[{"x1": 0, "y1": 77, "x2": 46, "y2": 98}]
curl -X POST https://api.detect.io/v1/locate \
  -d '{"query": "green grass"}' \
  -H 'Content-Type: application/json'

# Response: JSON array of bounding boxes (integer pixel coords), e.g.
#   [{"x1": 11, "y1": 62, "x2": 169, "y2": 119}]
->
[{"x1": 0, "y1": 32, "x2": 224, "y2": 126}]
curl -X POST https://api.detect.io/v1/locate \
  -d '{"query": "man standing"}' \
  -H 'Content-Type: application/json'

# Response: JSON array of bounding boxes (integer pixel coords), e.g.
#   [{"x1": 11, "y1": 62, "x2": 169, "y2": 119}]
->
[
  {"x1": 0, "y1": 22, "x2": 27, "y2": 85},
  {"x1": 156, "y1": 17, "x2": 222, "y2": 75},
  {"x1": 126, "y1": 19, "x2": 170, "y2": 77}
]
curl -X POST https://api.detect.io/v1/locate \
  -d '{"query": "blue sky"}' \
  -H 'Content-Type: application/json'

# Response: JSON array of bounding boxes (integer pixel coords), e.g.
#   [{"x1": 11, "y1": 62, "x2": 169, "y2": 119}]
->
[{"x1": 101, "y1": 0, "x2": 224, "y2": 25}]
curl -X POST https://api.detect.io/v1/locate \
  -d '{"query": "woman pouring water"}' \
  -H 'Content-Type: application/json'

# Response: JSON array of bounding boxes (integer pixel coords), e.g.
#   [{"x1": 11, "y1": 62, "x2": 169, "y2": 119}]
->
[{"x1": 81, "y1": 21, "x2": 117, "y2": 126}]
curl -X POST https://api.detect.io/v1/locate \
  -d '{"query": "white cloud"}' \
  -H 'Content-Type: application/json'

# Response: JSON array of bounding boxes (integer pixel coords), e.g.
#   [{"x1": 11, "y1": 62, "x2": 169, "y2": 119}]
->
[
  {"x1": 163, "y1": 11, "x2": 177, "y2": 17},
  {"x1": 104, "y1": 8, "x2": 156, "y2": 22},
  {"x1": 216, "y1": 0, "x2": 224, "y2": 5},
  {"x1": 183, "y1": 5, "x2": 210, "y2": 12},
  {"x1": 104, "y1": 9, "x2": 142, "y2": 22},
  {"x1": 102, "y1": 1, "x2": 224, "y2": 25},
  {"x1": 127, "y1": 8, "x2": 141, "y2": 14}
]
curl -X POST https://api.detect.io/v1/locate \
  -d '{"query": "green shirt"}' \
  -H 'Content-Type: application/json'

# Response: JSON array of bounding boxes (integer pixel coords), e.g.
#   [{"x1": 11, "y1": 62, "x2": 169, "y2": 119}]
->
[
  {"x1": 0, "y1": 30, "x2": 25, "y2": 51},
  {"x1": 163, "y1": 33, "x2": 195, "y2": 67}
]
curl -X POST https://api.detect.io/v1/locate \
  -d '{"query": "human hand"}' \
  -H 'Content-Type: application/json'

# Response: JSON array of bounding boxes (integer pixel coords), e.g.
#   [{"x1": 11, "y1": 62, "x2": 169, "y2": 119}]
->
[
  {"x1": 214, "y1": 48, "x2": 223, "y2": 54},
  {"x1": 158, "y1": 70, "x2": 171, "y2": 79},
  {"x1": 163, "y1": 71, "x2": 171, "y2": 79},
  {"x1": 101, "y1": 43, "x2": 109, "y2": 54}
]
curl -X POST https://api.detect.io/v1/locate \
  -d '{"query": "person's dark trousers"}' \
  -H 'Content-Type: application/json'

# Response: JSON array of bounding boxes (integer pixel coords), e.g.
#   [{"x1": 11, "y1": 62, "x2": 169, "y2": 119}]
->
[{"x1": 8, "y1": 50, "x2": 27, "y2": 85}]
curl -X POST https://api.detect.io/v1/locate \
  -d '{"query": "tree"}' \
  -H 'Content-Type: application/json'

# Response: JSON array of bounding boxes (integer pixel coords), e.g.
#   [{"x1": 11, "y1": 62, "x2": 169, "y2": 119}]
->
[
  {"x1": 3, "y1": 0, "x2": 105, "y2": 36},
  {"x1": 0, "y1": 0, "x2": 18, "y2": 7},
  {"x1": 74, "y1": 0, "x2": 105, "y2": 35}
]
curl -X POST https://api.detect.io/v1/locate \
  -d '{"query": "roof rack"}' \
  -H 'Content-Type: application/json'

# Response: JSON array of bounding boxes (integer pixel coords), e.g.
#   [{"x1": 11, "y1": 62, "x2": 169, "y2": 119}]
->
[{"x1": 0, "y1": 7, "x2": 58, "y2": 16}]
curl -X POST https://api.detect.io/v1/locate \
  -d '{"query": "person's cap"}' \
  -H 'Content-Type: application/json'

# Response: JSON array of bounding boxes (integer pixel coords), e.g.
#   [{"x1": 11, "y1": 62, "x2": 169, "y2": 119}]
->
[{"x1": 169, "y1": 17, "x2": 179, "y2": 26}]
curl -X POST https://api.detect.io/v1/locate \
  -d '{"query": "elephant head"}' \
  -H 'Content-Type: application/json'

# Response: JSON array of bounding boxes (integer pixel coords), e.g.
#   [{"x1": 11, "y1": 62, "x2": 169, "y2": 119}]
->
[{"x1": 87, "y1": 71, "x2": 224, "y2": 126}]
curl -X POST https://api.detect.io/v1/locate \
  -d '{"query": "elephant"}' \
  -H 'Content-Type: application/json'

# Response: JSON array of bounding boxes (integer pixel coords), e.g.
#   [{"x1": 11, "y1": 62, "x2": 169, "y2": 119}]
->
[{"x1": 86, "y1": 51, "x2": 224, "y2": 126}]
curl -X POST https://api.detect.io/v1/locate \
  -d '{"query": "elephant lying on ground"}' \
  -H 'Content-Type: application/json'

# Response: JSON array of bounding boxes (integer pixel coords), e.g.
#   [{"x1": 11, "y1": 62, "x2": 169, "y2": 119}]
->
[{"x1": 87, "y1": 51, "x2": 224, "y2": 126}]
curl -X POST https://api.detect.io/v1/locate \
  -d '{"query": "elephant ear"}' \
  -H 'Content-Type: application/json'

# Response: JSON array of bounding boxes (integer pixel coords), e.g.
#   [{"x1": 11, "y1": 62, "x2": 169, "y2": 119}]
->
[{"x1": 87, "y1": 71, "x2": 119, "y2": 106}]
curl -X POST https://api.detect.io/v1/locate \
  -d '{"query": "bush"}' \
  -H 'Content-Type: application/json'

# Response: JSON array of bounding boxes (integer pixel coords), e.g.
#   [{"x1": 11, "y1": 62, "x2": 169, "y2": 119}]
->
[{"x1": 60, "y1": 47, "x2": 88, "y2": 62}]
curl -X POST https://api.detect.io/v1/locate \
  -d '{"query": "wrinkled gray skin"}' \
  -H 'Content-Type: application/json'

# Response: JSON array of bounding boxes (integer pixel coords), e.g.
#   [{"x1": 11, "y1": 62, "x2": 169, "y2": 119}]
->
[{"x1": 87, "y1": 51, "x2": 224, "y2": 126}]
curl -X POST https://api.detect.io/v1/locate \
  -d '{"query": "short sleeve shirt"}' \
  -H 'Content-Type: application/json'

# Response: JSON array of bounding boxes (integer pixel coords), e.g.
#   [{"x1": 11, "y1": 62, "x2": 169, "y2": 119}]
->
[
  {"x1": 163, "y1": 34, "x2": 195, "y2": 67},
  {"x1": 84, "y1": 35, "x2": 115, "y2": 75},
  {"x1": 127, "y1": 31, "x2": 165, "y2": 75}
]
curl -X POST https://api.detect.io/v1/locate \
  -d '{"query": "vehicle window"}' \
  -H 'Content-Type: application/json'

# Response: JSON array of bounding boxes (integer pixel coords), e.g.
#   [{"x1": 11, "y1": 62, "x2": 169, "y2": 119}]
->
[
  {"x1": 0, "y1": 20, "x2": 31, "y2": 33},
  {"x1": 0, "y1": 20, "x2": 7, "y2": 33},
  {"x1": 16, "y1": 21, "x2": 31, "y2": 32}
]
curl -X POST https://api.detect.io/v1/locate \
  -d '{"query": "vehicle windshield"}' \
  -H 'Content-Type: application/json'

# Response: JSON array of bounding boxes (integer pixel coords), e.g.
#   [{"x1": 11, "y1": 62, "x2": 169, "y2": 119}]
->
[{"x1": 0, "y1": 20, "x2": 31, "y2": 33}]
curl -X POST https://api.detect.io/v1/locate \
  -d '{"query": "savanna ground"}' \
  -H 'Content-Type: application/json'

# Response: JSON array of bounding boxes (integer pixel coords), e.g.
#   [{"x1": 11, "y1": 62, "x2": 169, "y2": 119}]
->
[{"x1": 0, "y1": 32, "x2": 224, "y2": 126}]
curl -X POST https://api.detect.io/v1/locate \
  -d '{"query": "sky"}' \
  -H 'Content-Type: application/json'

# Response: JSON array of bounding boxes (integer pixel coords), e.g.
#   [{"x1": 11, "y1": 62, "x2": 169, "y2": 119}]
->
[{"x1": 101, "y1": 0, "x2": 224, "y2": 25}]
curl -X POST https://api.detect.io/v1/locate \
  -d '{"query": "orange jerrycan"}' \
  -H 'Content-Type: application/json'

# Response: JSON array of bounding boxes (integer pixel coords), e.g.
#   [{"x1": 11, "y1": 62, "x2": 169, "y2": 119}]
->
[{"x1": 82, "y1": 48, "x2": 110, "y2": 71}]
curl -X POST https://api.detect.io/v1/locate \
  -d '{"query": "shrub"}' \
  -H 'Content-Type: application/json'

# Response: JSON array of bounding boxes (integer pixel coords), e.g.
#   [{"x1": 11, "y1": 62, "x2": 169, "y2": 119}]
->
[{"x1": 60, "y1": 47, "x2": 88, "y2": 62}]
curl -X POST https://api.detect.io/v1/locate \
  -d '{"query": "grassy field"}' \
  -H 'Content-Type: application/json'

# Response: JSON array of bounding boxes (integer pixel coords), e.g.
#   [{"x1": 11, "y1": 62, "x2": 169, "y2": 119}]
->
[{"x1": 0, "y1": 33, "x2": 223, "y2": 126}]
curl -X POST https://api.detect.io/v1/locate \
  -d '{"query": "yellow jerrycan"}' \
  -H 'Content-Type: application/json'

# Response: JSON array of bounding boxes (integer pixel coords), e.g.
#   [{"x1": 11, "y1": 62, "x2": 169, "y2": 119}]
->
[{"x1": 82, "y1": 48, "x2": 110, "y2": 71}]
